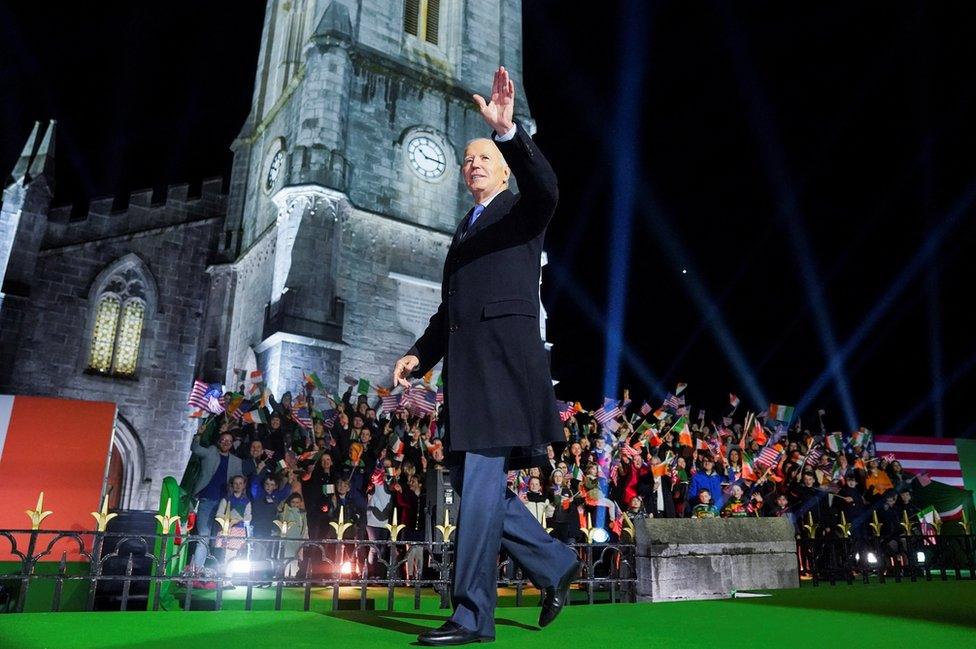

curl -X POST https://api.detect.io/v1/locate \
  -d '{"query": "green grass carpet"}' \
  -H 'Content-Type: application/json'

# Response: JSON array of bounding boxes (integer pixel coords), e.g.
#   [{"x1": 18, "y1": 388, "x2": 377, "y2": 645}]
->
[{"x1": 1, "y1": 580, "x2": 974, "y2": 649}]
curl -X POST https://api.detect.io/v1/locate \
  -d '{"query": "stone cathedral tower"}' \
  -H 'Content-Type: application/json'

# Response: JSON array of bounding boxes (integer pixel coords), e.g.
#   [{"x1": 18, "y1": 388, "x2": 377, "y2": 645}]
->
[
  {"x1": 0, "y1": 0, "x2": 548, "y2": 509},
  {"x1": 207, "y1": 0, "x2": 541, "y2": 396}
]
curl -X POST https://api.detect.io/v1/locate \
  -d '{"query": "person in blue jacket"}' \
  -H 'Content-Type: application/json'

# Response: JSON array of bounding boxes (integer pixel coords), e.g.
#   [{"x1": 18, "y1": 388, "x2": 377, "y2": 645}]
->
[{"x1": 687, "y1": 455, "x2": 725, "y2": 512}]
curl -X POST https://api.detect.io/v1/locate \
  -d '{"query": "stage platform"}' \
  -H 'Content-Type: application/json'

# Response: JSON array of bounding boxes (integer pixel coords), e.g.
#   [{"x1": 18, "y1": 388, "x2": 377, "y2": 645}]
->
[{"x1": 1, "y1": 580, "x2": 973, "y2": 648}]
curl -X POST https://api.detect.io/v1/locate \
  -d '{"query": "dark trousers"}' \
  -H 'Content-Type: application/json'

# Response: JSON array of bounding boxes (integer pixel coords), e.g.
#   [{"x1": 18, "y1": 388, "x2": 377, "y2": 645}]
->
[{"x1": 448, "y1": 447, "x2": 578, "y2": 638}]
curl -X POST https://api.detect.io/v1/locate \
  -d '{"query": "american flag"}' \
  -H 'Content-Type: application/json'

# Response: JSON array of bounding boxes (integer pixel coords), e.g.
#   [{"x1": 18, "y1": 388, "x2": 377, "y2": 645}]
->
[
  {"x1": 875, "y1": 435, "x2": 965, "y2": 487},
  {"x1": 556, "y1": 400, "x2": 576, "y2": 422},
  {"x1": 436, "y1": 389, "x2": 444, "y2": 404},
  {"x1": 188, "y1": 380, "x2": 224, "y2": 414},
  {"x1": 639, "y1": 401, "x2": 651, "y2": 416},
  {"x1": 380, "y1": 393, "x2": 401, "y2": 413},
  {"x1": 403, "y1": 386, "x2": 437, "y2": 415},
  {"x1": 594, "y1": 398, "x2": 622, "y2": 424},
  {"x1": 804, "y1": 448, "x2": 823, "y2": 467},
  {"x1": 756, "y1": 446, "x2": 782, "y2": 468},
  {"x1": 294, "y1": 407, "x2": 313, "y2": 430},
  {"x1": 662, "y1": 393, "x2": 681, "y2": 411},
  {"x1": 321, "y1": 409, "x2": 339, "y2": 429}
]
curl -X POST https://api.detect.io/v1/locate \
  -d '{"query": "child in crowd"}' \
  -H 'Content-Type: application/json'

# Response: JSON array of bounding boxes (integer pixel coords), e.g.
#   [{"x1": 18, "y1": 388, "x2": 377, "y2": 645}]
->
[
  {"x1": 250, "y1": 476, "x2": 292, "y2": 558},
  {"x1": 277, "y1": 492, "x2": 309, "y2": 577},
  {"x1": 720, "y1": 483, "x2": 749, "y2": 518},
  {"x1": 215, "y1": 475, "x2": 252, "y2": 572},
  {"x1": 691, "y1": 490, "x2": 717, "y2": 518}
]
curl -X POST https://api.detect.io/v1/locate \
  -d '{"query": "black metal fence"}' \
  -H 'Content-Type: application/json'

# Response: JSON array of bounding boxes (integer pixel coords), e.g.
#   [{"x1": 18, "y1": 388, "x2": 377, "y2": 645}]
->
[
  {"x1": 797, "y1": 533, "x2": 976, "y2": 585},
  {"x1": 0, "y1": 528, "x2": 637, "y2": 614}
]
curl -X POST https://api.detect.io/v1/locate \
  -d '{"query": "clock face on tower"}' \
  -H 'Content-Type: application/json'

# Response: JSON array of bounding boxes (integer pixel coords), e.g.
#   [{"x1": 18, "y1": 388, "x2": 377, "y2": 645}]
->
[
  {"x1": 265, "y1": 149, "x2": 284, "y2": 192},
  {"x1": 407, "y1": 135, "x2": 447, "y2": 180}
]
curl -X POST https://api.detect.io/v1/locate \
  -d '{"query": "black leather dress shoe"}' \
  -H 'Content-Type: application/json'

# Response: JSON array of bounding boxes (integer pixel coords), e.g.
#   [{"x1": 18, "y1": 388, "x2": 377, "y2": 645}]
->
[
  {"x1": 418, "y1": 620, "x2": 492, "y2": 646},
  {"x1": 538, "y1": 560, "x2": 581, "y2": 628}
]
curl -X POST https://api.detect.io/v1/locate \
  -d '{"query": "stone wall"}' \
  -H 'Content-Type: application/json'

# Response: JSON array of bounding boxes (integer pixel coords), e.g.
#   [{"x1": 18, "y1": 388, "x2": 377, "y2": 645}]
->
[
  {"x1": 0, "y1": 183, "x2": 227, "y2": 509},
  {"x1": 635, "y1": 517, "x2": 799, "y2": 601}
]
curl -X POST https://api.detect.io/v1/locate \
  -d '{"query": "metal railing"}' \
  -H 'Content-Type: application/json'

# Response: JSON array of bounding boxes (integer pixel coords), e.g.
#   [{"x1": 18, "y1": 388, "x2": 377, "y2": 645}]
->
[
  {"x1": 0, "y1": 528, "x2": 636, "y2": 614},
  {"x1": 797, "y1": 533, "x2": 976, "y2": 585}
]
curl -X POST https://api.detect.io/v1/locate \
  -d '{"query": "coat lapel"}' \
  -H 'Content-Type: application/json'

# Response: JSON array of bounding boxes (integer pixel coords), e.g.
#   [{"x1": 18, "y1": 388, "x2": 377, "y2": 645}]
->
[{"x1": 458, "y1": 190, "x2": 516, "y2": 244}]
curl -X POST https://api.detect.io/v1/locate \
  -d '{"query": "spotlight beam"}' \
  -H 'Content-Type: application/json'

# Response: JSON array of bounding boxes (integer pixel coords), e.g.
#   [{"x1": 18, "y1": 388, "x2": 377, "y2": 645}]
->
[
  {"x1": 719, "y1": 5, "x2": 858, "y2": 430},
  {"x1": 635, "y1": 195, "x2": 767, "y2": 409},
  {"x1": 883, "y1": 348, "x2": 976, "y2": 437},
  {"x1": 603, "y1": 0, "x2": 650, "y2": 399},
  {"x1": 548, "y1": 260, "x2": 668, "y2": 400},
  {"x1": 796, "y1": 179, "x2": 976, "y2": 416}
]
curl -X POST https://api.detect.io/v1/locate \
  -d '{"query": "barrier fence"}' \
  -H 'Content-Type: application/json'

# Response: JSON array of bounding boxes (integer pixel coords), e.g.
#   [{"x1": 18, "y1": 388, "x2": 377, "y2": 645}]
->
[
  {"x1": 0, "y1": 528, "x2": 637, "y2": 614},
  {"x1": 4, "y1": 527, "x2": 974, "y2": 613},
  {"x1": 797, "y1": 532, "x2": 976, "y2": 585}
]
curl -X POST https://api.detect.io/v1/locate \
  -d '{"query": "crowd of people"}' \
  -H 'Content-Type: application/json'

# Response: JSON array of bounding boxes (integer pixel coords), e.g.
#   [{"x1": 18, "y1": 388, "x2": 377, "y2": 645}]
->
[{"x1": 179, "y1": 376, "x2": 930, "y2": 583}]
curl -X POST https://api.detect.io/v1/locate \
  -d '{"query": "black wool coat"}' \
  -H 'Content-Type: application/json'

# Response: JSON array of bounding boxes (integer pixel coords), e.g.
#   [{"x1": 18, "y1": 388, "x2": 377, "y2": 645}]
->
[{"x1": 406, "y1": 123, "x2": 562, "y2": 469}]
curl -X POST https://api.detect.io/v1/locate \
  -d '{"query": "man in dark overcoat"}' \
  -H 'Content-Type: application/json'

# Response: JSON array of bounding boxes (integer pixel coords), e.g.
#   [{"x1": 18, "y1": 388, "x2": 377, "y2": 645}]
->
[{"x1": 393, "y1": 67, "x2": 579, "y2": 645}]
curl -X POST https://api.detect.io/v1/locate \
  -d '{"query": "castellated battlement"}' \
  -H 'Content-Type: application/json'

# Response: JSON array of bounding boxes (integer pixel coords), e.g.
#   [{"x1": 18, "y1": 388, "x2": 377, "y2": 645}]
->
[{"x1": 42, "y1": 176, "x2": 226, "y2": 249}]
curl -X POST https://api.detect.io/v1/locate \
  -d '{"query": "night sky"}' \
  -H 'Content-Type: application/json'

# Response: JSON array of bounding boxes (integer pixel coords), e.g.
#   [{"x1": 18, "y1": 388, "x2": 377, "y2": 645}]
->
[{"x1": 2, "y1": 2, "x2": 974, "y2": 438}]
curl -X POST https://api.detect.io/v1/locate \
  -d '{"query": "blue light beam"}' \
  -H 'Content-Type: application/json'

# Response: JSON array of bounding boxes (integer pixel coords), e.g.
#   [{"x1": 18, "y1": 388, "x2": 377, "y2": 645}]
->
[{"x1": 603, "y1": 0, "x2": 649, "y2": 400}]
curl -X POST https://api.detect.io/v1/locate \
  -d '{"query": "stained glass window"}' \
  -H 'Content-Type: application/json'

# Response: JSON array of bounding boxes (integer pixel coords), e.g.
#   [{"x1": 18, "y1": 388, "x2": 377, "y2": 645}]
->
[
  {"x1": 112, "y1": 300, "x2": 145, "y2": 376},
  {"x1": 88, "y1": 296, "x2": 120, "y2": 373}
]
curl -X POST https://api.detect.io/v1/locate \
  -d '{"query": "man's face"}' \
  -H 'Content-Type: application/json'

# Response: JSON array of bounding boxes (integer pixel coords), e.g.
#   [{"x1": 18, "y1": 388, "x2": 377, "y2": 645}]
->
[
  {"x1": 703, "y1": 459, "x2": 714, "y2": 472},
  {"x1": 264, "y1": 478, "x2": 276, "y2": 494},
  {"x1": 218, "y1": 434, "x2": 233, "y2": 453},
  {"x1": 250, "y1": 441, "x2": 264, "y2": 459},
  {"x1": 462, "y1": 139, "x2": 510, "y2": 198}
]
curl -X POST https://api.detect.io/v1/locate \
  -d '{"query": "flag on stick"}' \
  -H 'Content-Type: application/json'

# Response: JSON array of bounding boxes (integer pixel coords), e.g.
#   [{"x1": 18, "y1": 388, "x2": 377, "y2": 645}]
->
[
  {"x1": 768, "y1": 403, "x2": 795, "y2": 423},
  {"x1": 241, "y1": 409, "x2": 268, "y2": 425},
  {"x1": 670, "y1": 416, "x2": 692, "y2": 447},
  {"x1": 188, "y1": 380, "x2": 225, "y2": 414},
  {"x1": 826, "y1": 432, "x2": 843, "y2": 454},
  {"x1": 851, "y1": 427, "x2": 873, "y2": 448}
]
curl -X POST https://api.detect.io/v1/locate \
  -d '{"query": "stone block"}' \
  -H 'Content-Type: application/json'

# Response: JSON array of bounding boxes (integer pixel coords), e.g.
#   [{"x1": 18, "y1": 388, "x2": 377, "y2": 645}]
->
[{"x1": 635, "y1": 517, "x2": 799, "y2": 602}]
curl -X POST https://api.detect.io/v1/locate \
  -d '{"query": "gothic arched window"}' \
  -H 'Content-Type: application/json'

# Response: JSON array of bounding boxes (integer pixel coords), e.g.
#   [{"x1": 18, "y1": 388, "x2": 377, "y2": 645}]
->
[
  {"x1": 403, "y1": 0, "x2": 440, "y2": 45},
  {"x1": 86, "y1": 255, "x2": 156, "y2": 378}
]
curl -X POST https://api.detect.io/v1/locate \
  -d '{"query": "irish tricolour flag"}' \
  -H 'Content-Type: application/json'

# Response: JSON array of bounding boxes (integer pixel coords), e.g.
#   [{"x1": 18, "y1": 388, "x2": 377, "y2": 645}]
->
[{"x1": 767, "y1": 403, "x2": 795, "y2": 423}]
